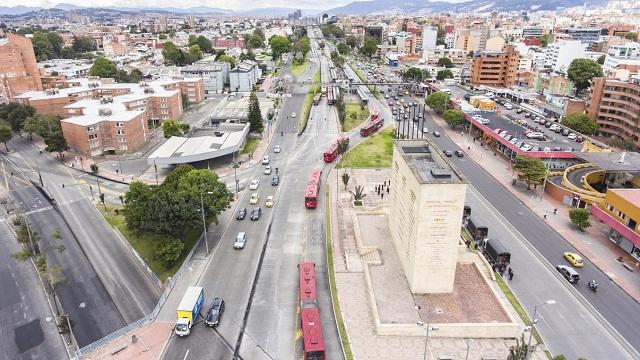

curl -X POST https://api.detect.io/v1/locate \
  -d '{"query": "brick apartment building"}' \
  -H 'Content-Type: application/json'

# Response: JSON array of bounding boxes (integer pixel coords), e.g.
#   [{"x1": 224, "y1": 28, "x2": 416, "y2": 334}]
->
[
  {"x1": 213, "y1": 38, "x2": 245, "y2": 49},
  {"x1": 588, "y1": 76, "x2": 640, "y2": 147},
  {"x1": 470, "y1": 45, "x2": 520, "y2": 87},
  {"x1": 15, "y1": 77, "x2": 204, "y2": 156},
  {"x1": 0, "y1": 33, "x2": 43, "y2": 99}
]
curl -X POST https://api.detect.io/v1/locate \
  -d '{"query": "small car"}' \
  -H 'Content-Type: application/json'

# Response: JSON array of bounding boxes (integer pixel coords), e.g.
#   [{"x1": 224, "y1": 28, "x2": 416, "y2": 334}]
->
[
  {"x1": 444, "y1": 150, "x2": 453, "y2": 157},
  {"x1": 249, "y1": 179, "x2": 259, "y2": 190},
  {"x1": 567, "y1": 133, "x2": 577, "y2": 140},
  {"x1": 454, "y1": 150, "x2": 464, "y2": 158},
  {"x1": 433, "y1": 131, "x2": 440, "y2": 137},
  {"x1": 291, "y1": 112, "x2": 296, "y2": 118},
  {"x1": 250, "y1": 206, "x2": 262, "y2": 220},
  {"x1": 249, "y1": 193, "x2": 259, "y2": 205},
  {"x1": 264, "y1": 166, "x2": 272, "y2": 175},
  {"x1": 556, "y1": 264, "x2": 580, "y2": 283},
  {"x1": 236, "y1": 208, "x2": 247, "y2": 220},
  {"x1": 234, "y1": 232, "x2": 247, "y2": 249},
  {"x1": 273, "y1": 145, "x2": 281, "y2": 153},
  {"x1": 265, "y1": 196, "x2": 274, "y2": 208},
  {"x1": 563, "y1": 252, "x2": 584, "y2": 268},
  {"x1": 205, "y1": 298, "x2": 225, "y2": 327},
  {"x1": 262, "y1": 156, "x2": 270, "y2": 165},
  {"x1": 271, "y1": 175, "x2": 279, "y2": 186}
]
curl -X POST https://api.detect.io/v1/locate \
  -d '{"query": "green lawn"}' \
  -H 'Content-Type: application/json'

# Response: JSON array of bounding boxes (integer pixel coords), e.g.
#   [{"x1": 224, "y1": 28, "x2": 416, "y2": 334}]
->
[
  {"x1": 299, "y1": 69, "x2": 321, "y2": 134},
  {"x1": 343, "y1": 103, "x2": 370, "y2": 132},
  {"x1": 338, "y1": 128, "x2": 394, "y2": 168},
  {"x1": 325, "y1": 187, "x2": 355, "y2": 360},
  {"x1": 241, "y1": 138, "x2": 260, "y2": 155},
  {"x1": 100, "y1": 206, "x2": 201, "y2": 282},
  {"x1": 291, "y1": 59, "x2": 310, "y2": 79}
]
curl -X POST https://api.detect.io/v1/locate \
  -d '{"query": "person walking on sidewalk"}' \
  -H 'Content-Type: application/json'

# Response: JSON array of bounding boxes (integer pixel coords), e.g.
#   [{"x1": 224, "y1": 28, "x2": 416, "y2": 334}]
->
[{"x1": 508, "y1": 267, "x2": 514, "y2": 281}]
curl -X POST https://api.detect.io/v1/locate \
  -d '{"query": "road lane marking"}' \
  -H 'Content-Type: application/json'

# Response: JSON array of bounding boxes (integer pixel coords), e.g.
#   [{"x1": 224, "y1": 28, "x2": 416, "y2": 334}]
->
[{"x1": 182, "y1": 349, "x2": 190, "y2": 360}]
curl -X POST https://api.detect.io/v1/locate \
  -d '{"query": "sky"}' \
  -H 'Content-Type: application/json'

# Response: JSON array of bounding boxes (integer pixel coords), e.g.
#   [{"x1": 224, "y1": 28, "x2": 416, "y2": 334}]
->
[{"x1": 3, "y1": 0, "x2": 355, "y2": 10}]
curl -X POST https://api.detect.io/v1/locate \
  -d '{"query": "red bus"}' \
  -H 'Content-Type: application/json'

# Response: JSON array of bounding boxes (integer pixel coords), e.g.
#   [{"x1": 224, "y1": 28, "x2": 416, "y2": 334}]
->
[
  {"x1": 327, "y1": 86, "x2": 334, "y2": 105},
  {"x1": 298, "y1": 262, "x2": 325, "y2": 360},
  {"x1": 313, "y1": 93, "x2": 321, "y2": 106},
  {"x1": 305, "y1": 169, "x2": 322, "y2": 208},
  {"x1": 360, "y1": 117, "x2": 384, "y2": 137},
  {"x1": 323, "y1": 137, "x2": 349, "y2": 163}
]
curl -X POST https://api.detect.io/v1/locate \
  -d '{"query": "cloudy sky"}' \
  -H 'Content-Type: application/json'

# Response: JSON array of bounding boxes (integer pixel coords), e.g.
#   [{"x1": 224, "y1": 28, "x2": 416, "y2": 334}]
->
[{"x1": 5, "y1": 0, "x2": 354, "y2": 10}]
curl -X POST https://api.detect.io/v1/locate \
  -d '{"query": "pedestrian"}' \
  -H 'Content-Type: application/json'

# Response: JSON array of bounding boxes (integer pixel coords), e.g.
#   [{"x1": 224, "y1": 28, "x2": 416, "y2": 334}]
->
[
  {"x1": 543, "y1": 212, "x2": 547, "y2": 219},
  {"x1": 381, "y1": 192, "x2": 384, "y2": 199},
  {"x1": 499, "y1": 265, "x2": 505, "y2": 277},
  {"x1": 508, "y1": 267, "x2": 514, "y2": 281},
  {"x1": 387, "y1": 187, "x2": 389, "y2": 194},
  {"x1": 553, "y1": 208, "x2": 558, "y2": 215}
]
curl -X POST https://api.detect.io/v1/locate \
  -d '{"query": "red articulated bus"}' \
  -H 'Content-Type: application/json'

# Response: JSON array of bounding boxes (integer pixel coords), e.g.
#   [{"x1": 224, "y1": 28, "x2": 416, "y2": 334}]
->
[
  {"x1": 313, "y1": 93, "x2": 321, "y2": 106},
  {"x1": 327, "y1": 86, "x2": 335, "y2": 105},
  {"x1": 359, "y1": 108, "x2": 383, "y2": 137},
  {"x1": 323, "y1": 137, "x2": 350, "y2": 163},
  {"x1": 305, "y1": 169, "x2": 322, "y2": 209},
  {"x1": 298, "y1": 262, "x2": 325, "y2": 360}
]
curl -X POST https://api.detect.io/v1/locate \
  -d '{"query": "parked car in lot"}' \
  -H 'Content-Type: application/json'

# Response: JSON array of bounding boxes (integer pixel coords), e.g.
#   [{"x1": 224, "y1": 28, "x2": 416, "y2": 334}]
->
[
  {"x1": 504, "y1": 103, "x2": 513, "y2": 110},
  {"x1": 521, "y1": 144, "x2": 532, "y2": 151},
  {"x1": 568, "y1": 133, "x2": 577, "y2": 140},
  {"x1": 562, "y1": 129, "x2": 570, "y2": 136}
]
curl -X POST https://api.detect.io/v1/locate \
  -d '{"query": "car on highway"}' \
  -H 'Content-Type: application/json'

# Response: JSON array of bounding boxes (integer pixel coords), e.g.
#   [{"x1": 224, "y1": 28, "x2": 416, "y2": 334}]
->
[
  {"x1": 249, "y1": 179, "x2": 260, "y2": 190},
  {"x1": 422, "y1": 127, "x2": 429, "y2": 133},
  {"x1": 291, "y1": 112, "x2": 296, "y2": 118},
  {"x1": 433, "y1": 131, "x2": 440, "y2": 137},
  {"x1": 444, "y1": 150, "x2": 453, "y2": 157},
  {"x1": 556, "y1": 264, "x2": 580, "y2": 283},
  {"x1": 249, "y1": 193, "x2": 259, "y2": 205},
  {"x1": 236, "y1": 208, "x2": 247, "y2": 220},
  {"x1": 564, "y1": 252, "x2": 584, "y2": 268},
  {"x1": 265, "y1": 196, "x2": 275, "y2": 208},
  {"x1": 273, "y1": 145, "x2": 281, "y2": 153},
  {"x1": 264, "y1": 166, "x2": 272, "y2": 175},
  {"x1": 205, "y1": 298, "x2": 225, "y2": 327},
  {"x1": 271, "y1": 175, "x2": 279, "y2": 186},
  {"x1": 250, "y1": 206, "x2": 262, "y2": 220},
  {"x1": 234, "y1": 232, "x2": 247, "y2": 249},
  {"x1": 454, "y1": 150, "x2": 464, "y2": 158},
  {"x1": 262, "y1": 156, "x2": 270, "y2": 165}
]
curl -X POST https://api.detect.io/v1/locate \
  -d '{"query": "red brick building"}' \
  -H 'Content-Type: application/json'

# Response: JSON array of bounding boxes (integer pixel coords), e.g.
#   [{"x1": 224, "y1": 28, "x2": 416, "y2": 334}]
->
[
  {"x1": 213, "y1": 38, "x2": 245, "y2": 49},
  {"x1": 0, "y1": 33, "x2": 43, "y2": 99}
]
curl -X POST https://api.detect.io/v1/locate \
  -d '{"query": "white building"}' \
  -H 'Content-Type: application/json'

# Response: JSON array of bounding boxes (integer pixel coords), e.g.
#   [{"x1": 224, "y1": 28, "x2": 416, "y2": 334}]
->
[
  {"x1": 422, "y1": 26, "x2": 438, "y2": 55},
  {"x1": 229, "y1": 60, "x2": 262, "y2": 93},
  {"x1": 603, "y1": 42, "x2": 640, "y2": 73},
  {"x1": 544, "y1": 40, "x2": 586, "y2": 73},
  {"x1": 181, "y1": 58, "x2": 230, "y2": 98}
]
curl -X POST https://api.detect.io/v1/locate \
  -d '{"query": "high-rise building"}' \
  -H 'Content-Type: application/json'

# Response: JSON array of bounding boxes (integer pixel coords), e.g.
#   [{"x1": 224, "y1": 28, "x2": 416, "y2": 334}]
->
[
  {"x1": 588, "y1": 76, "x2": 640, "y2": 147},
  {"x1": 470, "y1": 45, "x2": 520, "y2": 87},
  {"x1": 422, "y1": 26, "x2": 438, "y2": 54},
  {"x1": 544, "y1": 40, "x2": 585, "y2": 72},
  {"x1": 0, "y1": 33, "x2": 43, "y2": 99}
]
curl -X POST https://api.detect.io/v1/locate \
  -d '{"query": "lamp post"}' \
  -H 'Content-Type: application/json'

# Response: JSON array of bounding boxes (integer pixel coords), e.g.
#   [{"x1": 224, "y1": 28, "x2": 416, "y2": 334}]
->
[
  {"x1": 526, "y1": 299, "x2": 556, "y2": 360},
  {"x1": 232, "y1": 161, "x2": 240, "y2": 198},
  {"x1": 465, "y1": 339, "x2": 474, "y2": 360},
  {"x1": 65, "y1": 302, "x2": 86, "y2": 350},
  {"x1": 200, "y1": 190, "x2": 214, "y2": 254},
  {"x1": 416, "y1": 306, "x2": 439, "y2": 360}
]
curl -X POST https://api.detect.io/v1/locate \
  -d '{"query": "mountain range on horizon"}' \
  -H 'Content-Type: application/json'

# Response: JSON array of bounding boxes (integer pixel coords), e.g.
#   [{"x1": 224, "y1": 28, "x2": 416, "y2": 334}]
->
[{"x1": 0, "y1": 0, "x2": 609, "y2": 17}]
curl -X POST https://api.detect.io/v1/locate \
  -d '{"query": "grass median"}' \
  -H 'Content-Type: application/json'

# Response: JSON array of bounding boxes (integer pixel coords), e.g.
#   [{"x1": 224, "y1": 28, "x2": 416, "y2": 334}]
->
[
  {"x1": 352, "y1": 67, "x2": 383, "y2": 101},
  {"x1": 342, "y1": 103, "x2": 370, "y2": 132},
  {"x1": 338, "y1": 128, "x2": 394, "y2": 168},
  {"x1": 325, "y1": 186, "x2": 355, "y2": 360},
  {"x1": 100, "y1": 205, "x2": 200, "y2": 282},
  {"x1": 241, "y1": 138, "x2": 260, "y2": 155},
  {"x1": 299, "y1": 69, "x2": 321, "y2": 134},
  {"x1": 291, "y1": 59, "x2": 310, "y2": 79}
]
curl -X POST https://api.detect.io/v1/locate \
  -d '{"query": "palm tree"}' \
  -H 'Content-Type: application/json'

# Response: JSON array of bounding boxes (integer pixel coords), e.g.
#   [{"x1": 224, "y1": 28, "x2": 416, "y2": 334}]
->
[
  {"x1": 341, "y1": 172, "x2": 350, "y2": 190},
  {"x1": 349, "y1": 185, "x2": 366, "y2": 203}
]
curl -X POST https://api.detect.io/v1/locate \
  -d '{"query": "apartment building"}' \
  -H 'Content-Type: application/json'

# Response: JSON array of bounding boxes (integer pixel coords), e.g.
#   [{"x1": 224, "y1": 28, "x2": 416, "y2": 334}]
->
[
  {"x1": 558, "y1": 27, "x2": 603, "y2": 44},
  {"x1": 0, "y1": 33, "x2": 43, "y2": 99},
  {"x1": 522, "y1": 27, "x2": 544, "y2": 38},
  {"x1": 422, "y1": 26, "x2": 438, "y2": 53},
  {"x1": 154, "y1": 77, "x2": 205, "y2": 104},
  {"x1": 603, "y1": 42, "x2": 640, "y2": 73},
  {"x1": 365, "y1": 24, "x2": 388, "y2": 44},
  {"x1": 588, "y1": 76, "x2": 640, "y2": 147},
  {"x1": 470, "y1": 45, "x2": 520, "y2": 87},
  {"x1": 544, "y1": 40, "x2": 585, "y2": 72},
  {"x1": 213, "y1": 38, "x2": 246, "y2": 50},
  {"x1": 229, "y1": 60, "x2": 261, "y2": 93},
  {"x1": 455, "y1": 24, "x2": 492, "y2": 52},
  {"x1": 424, "y1": 46, "x2": 468, "y2": 66}
]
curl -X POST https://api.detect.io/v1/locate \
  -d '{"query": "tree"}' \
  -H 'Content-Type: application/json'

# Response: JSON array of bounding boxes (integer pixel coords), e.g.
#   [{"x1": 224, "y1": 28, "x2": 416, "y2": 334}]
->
[
  {"x1": 47, "y1": 32, "x2": 64, "y2": 56},
  {"x1": 23, "y1": 114, "x2": 67, "y2": 155},
  {"x1": 341, "y1": 172, "x2": 350, "y2": 190},
  {"x1": 569, "y1": 208, "x2": 591, "y2": 231},
  {"x1": 162, "y1": 41, "x2": 184, "y2": 65},
  {"x1": 508, "y1": 334, "x2": 536, "y2": 360},
  {"x1": 162, "y1": 120, "x2": 183, "y2": 138},
  {"x1": 89, "y1": 56, "x2": 119, "y2": 79},
  {"x1": 248, "y1": 91, "x2": 264, "y2": 133},
  {"x1": 0, "y1": 123, "x2": 11, "y2": 151},
  {"x1": 188, "y1": 35, "x2": 212, "y2": 53},
  {"x1": 239, "y1": 50, "x2": 256, "y2": 61},
  {"x1": 32, "y1": 32, "x2": 53, "y2": 61},
  {"x1": 349, "y1": 185, "x2": 366, "y2": 201},
  {"x1": 72, "y1": 35, "x2": 96, "y2": 52},
  {"x1": 154, "y1": 237, "x2": 184, "y2": 268},
  {"x1": 425, "y1": 92, "x2": 450, "y2": 115},
  {"x1": 345, "y1": 35, "x2": 358, "y2": 48},
  {"x1": 360, "y1": 36, "x2": 378, "y2": 58},
  {"x1": 606, "y1": 136, "x2": 636, "y2": 151},
  {"x1": 623, "y1": 32, "x2": 638, "y2": 41},
  {"x1": 128, "y1": 69, "x2": 143, "y2": 83},
  {"x1": 336, "y1": 42, "x2": 349, "y2": 55},
  {"x1": 217, "y1": 54, "x2": 236, "y2": 69},
  {"x1": 0, "y1": 103, "x2": 36, "y2": 132},
  {"x1": 186, "y1": 44, "x2": 203, "y2": 63},
  {"x1": 437, "y1": 57, "x2": 454, "y2": 68},
  {"x1": 561, "y1": 112, "x2": 598, "y2": 135},
  {"x1": 539, "y1": 34, "x2": 553, "y2": 48},
  {"x1": 597, "y1": 55, "x2": 606, "y2": 65},
  {"x1": 513, "y1": 156, "x2": 547, "y2": 190},
  {"x1": 268, "y1": 35, "x2": 291, "y2": 60},
  {"x1": 442, "y1": 110, "x2": 465, "y2": 128},
  {"x1": 436, "y1": 69, "x2": 454, "y2": 81},
  {"x1": 567, "y1": 59, "x2": 603, "y2": 94},
  {"x1": 404, "y1": 67, "x2": 429, "y2": 82}
]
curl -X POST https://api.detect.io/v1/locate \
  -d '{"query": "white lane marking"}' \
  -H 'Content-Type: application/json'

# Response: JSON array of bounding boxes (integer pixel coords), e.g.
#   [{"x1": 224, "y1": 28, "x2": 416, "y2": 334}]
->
[{"x1": 182, "y1": 349, "x2": 190, "y2": 360}]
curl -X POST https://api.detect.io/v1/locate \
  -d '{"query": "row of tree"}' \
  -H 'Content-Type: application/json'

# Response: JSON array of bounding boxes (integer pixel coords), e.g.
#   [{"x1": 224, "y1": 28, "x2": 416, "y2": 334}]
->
[
  {"x1": 31, "y1": 31, "x2": 96, "y2": 61},
  {"x1": 162, "y1": 41, "x2": 205, "y2": 66},
  {"x1": 89, "y1": 57, "x2": 143, "y2": 83},
  {"x1": 0, "y1": 103, "x2": 67, "y2": 154}
]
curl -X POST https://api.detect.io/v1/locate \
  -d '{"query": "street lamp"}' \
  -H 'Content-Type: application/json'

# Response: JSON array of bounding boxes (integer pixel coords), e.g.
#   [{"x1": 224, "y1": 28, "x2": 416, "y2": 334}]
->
[
  {"x1": 526, "y1": 300, "x2": 556, "y2": 360},
  {"x1": 416, "y1": 305, "x2": 439, "y2": 360},
  {"x1": 65, "y1": 302, "x2": 86, "y2": 350},
  {"x1": 200, "y1": 190, "x2": 214, "y2": 254},
  {"x1": 465, "y1": 339, "x2": 474, "y2": 360},
  {"x1": 232, "y1": 161, "x2": 240, "y2": 197}
]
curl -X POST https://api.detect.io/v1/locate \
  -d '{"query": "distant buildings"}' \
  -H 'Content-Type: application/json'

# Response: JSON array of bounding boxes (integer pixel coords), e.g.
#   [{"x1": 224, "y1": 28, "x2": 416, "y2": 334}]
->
[
  {"x1": 588, "y1": 76, "x2": 640, "y2": 147},
  {"x1": 213, "y1": 38, "x2": 245, "y2": 50},
  {"x1": 421, "y1": 26, "x2": 438, "y2": 54},
  {"x1": 470, "y1": 45, "x2": 520, "y2": 87},
  {"x1": 181, "y1": 58, "x2": 230, "y2": 98},
  {"x1": 544, "y1": 40, "x2": 585, "y2": 72},
  {"x1": 558, "y1": 27, "x2": 603, "y2": 44},
  {"x1": 603, "y1": 42, "x2": 640, "y2": 74},
  {"x1": 0, "y1": 34, "x2": 43, "y2": 99},
  {"x1": 229, "y1": 60, "x2": 261, "y2": 93}
]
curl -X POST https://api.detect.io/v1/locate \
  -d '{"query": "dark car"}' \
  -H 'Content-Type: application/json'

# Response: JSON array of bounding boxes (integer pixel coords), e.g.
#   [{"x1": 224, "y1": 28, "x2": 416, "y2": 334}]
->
[
  {"x1": 236, "y1": 208, "x2": 247, "y2": 220},
  {"x1": 205, "y1": 298, "x2": 225, "y2": 327},
  {"x1": 250, "y1": 206, "x2": 262, "y2": 221},
  {"x1": 516, "y1": 108, "x2": 524, "y2": 114},
  {"x1": 271, "y1": 175, "x2": 280, "y2": 186},
  {"x1": 562, "y1": 129, "x2": 570, "y2": 136},
  {"x1": 454, "y1": 150, "x2": 464, "y2": 158},
  {"x1": 433, "y1": 131, "x2": 440, "y2": 137},
  {"x1": 444, "y1": 150, "x2": 453, "y2": 157}
]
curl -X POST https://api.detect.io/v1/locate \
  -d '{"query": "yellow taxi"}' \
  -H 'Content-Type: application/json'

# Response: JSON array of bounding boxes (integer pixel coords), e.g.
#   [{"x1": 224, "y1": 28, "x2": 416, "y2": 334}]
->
[
  {"x1": 265, "y1": 196, "x2": 274, "y2": 208},
  {"x1": 249, "y1": 193, "x2": 259, "y2": 205},
  {"x1": 563, "y1": 252, "x2": 584, "y2": 268}
]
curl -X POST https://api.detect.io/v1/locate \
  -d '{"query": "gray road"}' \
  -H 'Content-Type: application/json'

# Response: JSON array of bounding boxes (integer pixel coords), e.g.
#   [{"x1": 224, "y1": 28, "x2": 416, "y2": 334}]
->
[{"x1": 0, "y1": 217, "x2": 68, "y2": 360}]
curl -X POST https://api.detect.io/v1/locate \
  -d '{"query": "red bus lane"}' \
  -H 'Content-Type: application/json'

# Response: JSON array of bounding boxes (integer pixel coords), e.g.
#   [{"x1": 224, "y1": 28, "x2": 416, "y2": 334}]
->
[
  {"x1": 305, "y1": 169, "x2": 322, "y2": 209},
  {"x1": 298, "y1": 262, "x2": 325, "y2": 360}
]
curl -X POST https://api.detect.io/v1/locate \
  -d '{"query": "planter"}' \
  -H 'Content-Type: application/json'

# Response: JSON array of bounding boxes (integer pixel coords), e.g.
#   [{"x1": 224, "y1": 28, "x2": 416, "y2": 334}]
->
[{"x1": 353, "y1": 200, "x2": 363, "y2": 207}]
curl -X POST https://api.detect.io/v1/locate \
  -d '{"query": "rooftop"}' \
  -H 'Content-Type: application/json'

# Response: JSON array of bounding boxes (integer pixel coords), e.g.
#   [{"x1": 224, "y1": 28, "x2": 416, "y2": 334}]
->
[
  {"x1": 609, "y1": 189, "x2": 640, "y2": 208},
  {"x1": 395, "y1": 140, "x2": 466, "y2": 184},
  {"x1": 575, "y1": 151, "x2": 640, "y2": 172}
]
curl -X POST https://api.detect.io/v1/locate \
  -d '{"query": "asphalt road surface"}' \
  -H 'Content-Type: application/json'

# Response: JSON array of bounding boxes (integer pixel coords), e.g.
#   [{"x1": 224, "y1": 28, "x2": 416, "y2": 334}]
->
[{"x1": 0, "y1": 217, "x2": 68, "y2": 359}]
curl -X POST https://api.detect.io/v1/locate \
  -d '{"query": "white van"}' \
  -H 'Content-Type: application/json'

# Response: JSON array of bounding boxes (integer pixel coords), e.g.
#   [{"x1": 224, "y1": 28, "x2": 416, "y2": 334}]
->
[{"x1": 441, "y1": 89, "x2": 451, "y2": 95}]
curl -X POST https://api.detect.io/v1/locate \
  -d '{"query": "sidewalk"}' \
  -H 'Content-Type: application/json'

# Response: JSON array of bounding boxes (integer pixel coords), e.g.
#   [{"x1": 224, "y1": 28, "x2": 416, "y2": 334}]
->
[{"x1": 431, "y1": 113, "x2": 640, "y2": 303}]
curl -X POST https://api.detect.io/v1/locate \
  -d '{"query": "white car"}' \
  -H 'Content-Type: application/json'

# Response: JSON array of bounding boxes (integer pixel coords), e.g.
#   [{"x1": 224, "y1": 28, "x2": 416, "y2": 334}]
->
[
  {"x1": 568, "y1": 133, "x2": 577, "y2": 140},
  {"x1": 291, "y1": 112, "x2": 296, "y2": 118},
  {"x1": 543, "y1": 147, "x2": 551, "y2": 152},
  {"x1": 478, "y1": 118, "x2": 490, "y2": 125},
  {"x1": 249, "y1": 179, "x2": 260, "y2": 190},
  {"x1": 264, "y1": 166, "x2": 272, "y2": 175},
  {"x1": 504, "y1": 103, "x2": 513, "y2": 110},
  {"x1": 273, "y1": 145, "x2": 281, "y2": 153},
  {"x1": 526, "y1": 132, "x2": 544, "y2": 140},
  {"x1": 521, "y1": 144, "x2": 532, "y2": 151},
  {"x1": 262, "y1": 156, "x2": 270, "y2": 165},
  {"x1": 472, "y1": 114, "x2": 483, "y2": 120},
  {"x1": 234, "y1": 232, "x2": 247, "y2": 249}
]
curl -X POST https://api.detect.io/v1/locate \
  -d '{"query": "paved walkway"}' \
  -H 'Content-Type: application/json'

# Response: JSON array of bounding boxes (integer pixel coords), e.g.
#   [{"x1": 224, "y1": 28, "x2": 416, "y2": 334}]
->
[
  {"x1": 81, "y1": 322, "x2": 173, "y2": 360},
  {"x1": 431, "y1": 113, "x2": 640, "y2": 303}
]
